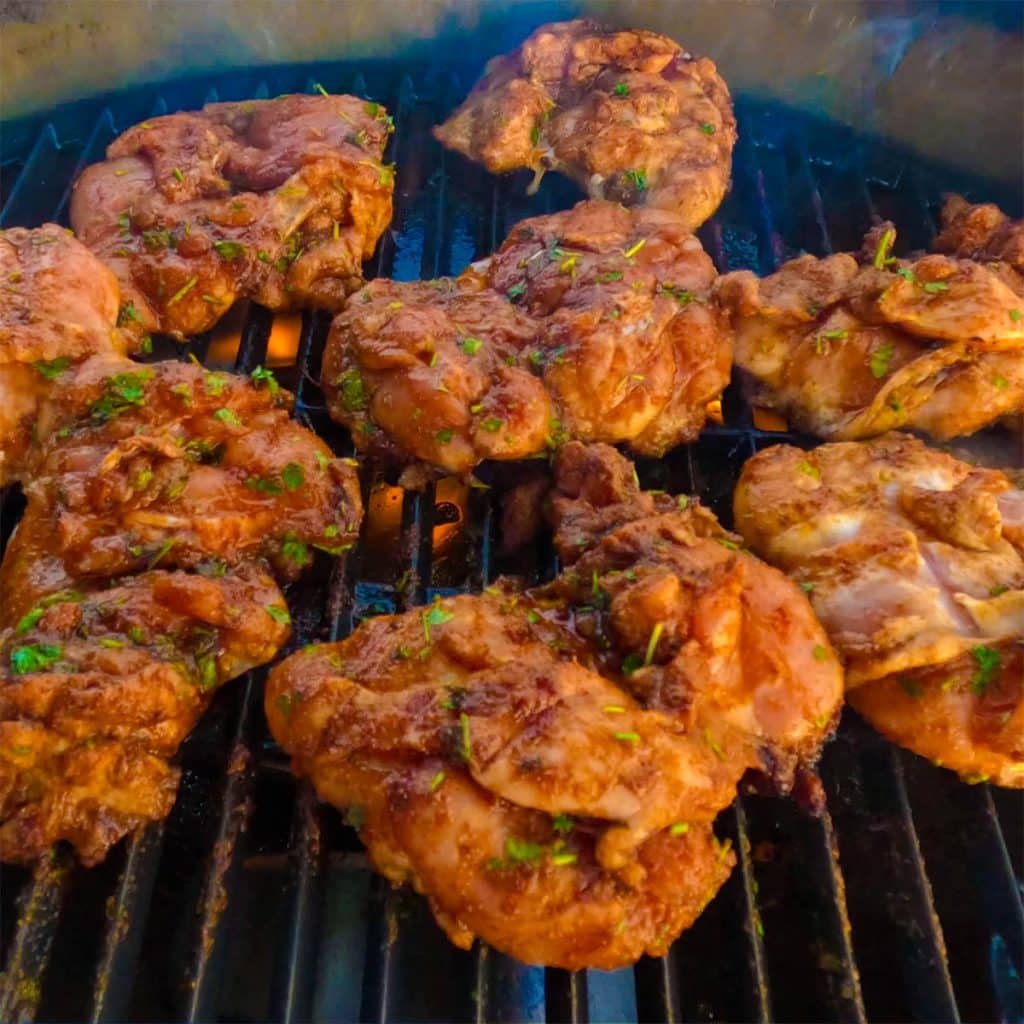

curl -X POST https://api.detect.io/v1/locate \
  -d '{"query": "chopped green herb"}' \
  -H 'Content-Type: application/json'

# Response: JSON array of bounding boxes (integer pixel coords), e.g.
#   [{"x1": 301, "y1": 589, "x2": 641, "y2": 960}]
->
[
  {"x1": 800, "y1": 581, "x2": 815, "y2": 594},
  {"x1": 459, "y1": 711, "x2": 472, "y2": 762},
  {"x1": 430, "y1": 771, "x2": 446, "y2": 792},
  {"x1": 530, "y1": 123, "x2": 541, "y2": 146},
  {"x1": 15, "y1": 607, "x2": 44, "y2": 634},
  {"x1": 422, "y1": 600, "x2": 455, "y2": 642},
  {"x1": 993, "y1": 375, "x2": 1008, "y2": 390},
  {"x1": 717, "y1": 538, "x2": 740, "y2": 551},
  {"x1": 644, "y1": 622, "x2": 664, "y2": 667},
  {"x1": 282, "y1": 534, "x2": 311, "y2": 567},
  {"x1": 613, "y1": 82, "x2": 629, "y2": 96},
  {"x1": 552, "y1": 814, "x2": 573, "y2": 834},
  {"x1": 172, "y1": 166, "x2": 184, "y2": 182},
  {"x1": 622, "y1": 653, "x2": 644, "y2": 675},
  {"x1": 213, "y1": 240, "x2": 245, "y2": 260},
  {"x1": 281, "y1": 462, "x2": 305, "y2": 491},
  {"x1": 250, "y1": 366, "x2": 279, "y2": 395},
  {"x1": 148, "y1": 538, "x2": 176, "y2": 569},
  {"x1": 213, "y1": 407, "x2": 243, "y2": 427},
  {"x1": 89, "y1": 371, "x2": 151, "y2": 423},
  {"x1": 676, "y1": 495, "x2": 690, "y2": 510},
  {"x1": 622, "y1": 168, "x2": 647, "y2": 191},
  {"x1": 507, "y1": 282, "x2": 527, "y2": 300},
  {"x1": 700, "y1": 122, "x2": 715, "y2": 134},
  {"x1": 623, "y1": 238, "x2": 647, "y2": 259},
  {"x1": 481, "y1": 417, "x2": 504, "y2": 433},
  {"x1": 970, "y1": 645, "x2": 1001, "y2": 695},
  {"x1": 117, "y1": 302, "x2": 143, "y2": 326},
  {"x1": 551, "y1": 851, "x2": 578, "y2": 866},
  {"x1": 435, "y1": 428, "x2": 454, "y2": 445},
  {"x1": 99, "y1": 637, "x2": 125, "y2": 649},
  {"x1": 797, "y1": 460, "x2": 821, "y2": 479},
  {"x1": 459, "y1": 336, "x2": 483, "y2": 356},
  {"x1": 32, "y1": 357, "x2": 71, "y2": 380},
  {"x1": 873, "y1": 227, "x2": 896, "y2": 269},
  {"x1": 505, "y1": 836, "x2": 543, "y2": 862},
  {"x1": 1010, "y1": 308, "x2": 1022, "y2": 322},
  {"x1": 989, "y1": 584, "x2": 1009, "y2": 597},
  {"x1": 166, "y1": 276, "x2": 198, "y2": 306},
  {"x1": 813, "y1": 644, "x2": 829, "y2": 662},
  {"x1": 603, "y1": 705, "x2": 627, "y2": 715},
  {"x1": 922, "y1": 280, "x2": 950, "y2": 294},
  {"x1": 246, "y1": 476, "x2": 282, "y2": 495},
  {"x1": 614, "y1": 731, "x2": 641, "y2": 744},
  {"x1": 598, "y1": 271, "x2": 624, "y2": 283},
  {"x1": 314, "y1": 82, "x2": 329, "y2": 96},
  {"x1": 670, "y1": 822, "x2": 690, "y2": 836},
  {"x1": 894, "y1": 266, "x2": 916, "y2": 283},
  {"x1": 335, "y1": 368, "x2": 367, "y2": 412},
  {"x1": 265, "y1": 604, "x2": 291, "y2": 625},
  {"x1": 869, "y1": 342, "x2": 895, "y2": 379},
  {"x1": 10, "y1": 643, "x2": 62, "y2": 674}
]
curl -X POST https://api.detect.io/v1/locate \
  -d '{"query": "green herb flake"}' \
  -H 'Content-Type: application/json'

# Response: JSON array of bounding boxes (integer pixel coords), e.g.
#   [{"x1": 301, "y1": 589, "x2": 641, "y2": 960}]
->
[
  {"x1": 800, "y1": 581, "x2": 815, "y2": 594},
  {"x1": 507, "y1": 282, "x2": 527, "y2": 300},
  {"x1": 614, "y1": 731, "x2": 641, "y2": 744},
  {"x1": 1010, "y1": 308, "x2": 1022, "y2": 322},
  {"x1": 812, "y1": 644, "x2": 829, "y2": 662},
  {"x1": 15, "y1": 607, "x2": 44, "y2": 634},
  {"x1": 335, "y1": 368, "x2": 367, "y2": 412},
  {"x1": 213, "y1": 240, "x2": 245, "y2": 261},
  {"x1": 614, "y1": 82, "x2": 629, "y2": 96},
  {"x1": 552, "y1": 813, "x2": 573, "y2": 834},
  {"x1": 33, "y1": 357, "x2": 71, "y2": 381},
  {"x1": 99, "y1": 637, "x2": 125, "y2": 649},
  {"x1": 970, "y1": 645, "x2": 1001, "y2": 695},
  {"x1": 644, "y1": 622, "x2": 664, "y2": 667},
  {"x1": 435, "y1": 428, "x2": 454, "y2": 445},
  {"x1": 459, "y1": 711, "x2": 472, "y2": 762},
  {"x1": 670, "y1": 821, "x2": 690, "y2": 836},
  {"x1": 213, "y1": 407, "x2": 243, "y2": 428},
  {"x1": 10, "y1": 643, "x2": 62, "y2": 675},
  {"x1": 281, "y1": 462, "x2": 305, "y2": 491},
  {"x1": 265, "y1": 605, "x2": 291, "y2": 625},
  {"x1": 700, "y1": 122, "x2": 715, "y2": 134},
  {"x1": 598, "y1": 271, "x2": 624, "y2": 283},
  {"x1": 622, "y1": 653, "x2": 644, "y2": 675},
  {"x1": 117, "y1": 302, "x2": 143, "y2": 326},
  {"x1": 717, "y1": 538, "x2": 740, "y2": 551},
  {"x1": 797, "y1": 460, "x2": 821, "y2": 479},
  {"x1": 622, "y1": 168, "x2": 647, "y2": 191},
  {"x1": 430, "y1": 771, "x2": 446, "y2": 792},
  {"x1": 166, "y1": 276, "x2": 198, "y2": 306},
  {"x1": 873, "y1": 227, "x2": 896, "y2": 269},
  {"x1": 869, "y1": 342, "x2": 895, "y2": 379},
  {"x1": 481, "y1": 417, "x2": 504, "y2": 433},
  {"x1": 460, "y1": 336, "x2": 483, "y2": 356},
  {"x1": 282, "y1": 534, "x2": 311, "y2": 567},
  {"x1": 921, "y1": 280, "x2": 950, "y2": 294},
  {"x1": 623, "y1": 238, "x2": 647, "y2": 259},
  {"x1": 505, "y1": 836, "x2": 543, "y2": 863}
]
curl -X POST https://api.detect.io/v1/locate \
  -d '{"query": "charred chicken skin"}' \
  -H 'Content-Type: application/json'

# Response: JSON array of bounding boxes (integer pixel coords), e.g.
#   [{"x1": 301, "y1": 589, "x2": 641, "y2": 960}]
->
[
  {"x1": 434, "y1": 19, "x2": 736, "y2": 232},
  {"x1": 933, "y1": 194, "x2": 1024, "y2": 273},
  {"x1": 0, "y1": 225, "x2": 129, "y2": 485},
  {"x1": 715, "y1": 218, "x2": 1024, "y2": 440},
  {"x1": 734, "y1": 433, "x2": 1023, "y2": 787},
  {"x1": 0, "y1": 228, "x2": 364, "y2": 863},
  {"x1": 267, "y1": 442, "x2": 840, "y2": 968},
  {"x1": 70, "y1": 94, "x2": 395, "y2": 343},
  {"x1": 324, "y1": 199, "x2": 730, "y2": 479}
]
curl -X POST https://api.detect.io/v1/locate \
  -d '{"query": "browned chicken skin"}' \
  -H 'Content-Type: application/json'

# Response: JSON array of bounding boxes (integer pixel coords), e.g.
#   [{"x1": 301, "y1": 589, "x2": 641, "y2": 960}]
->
[
  {"x1": 734, "y1": 434, "x2": 1023, "y2": 787},
  {"x1": 434, "y1": 19, "x2": 736, "y2": 232},
  {"x1": 324, "y1": 199, "x2": 730, "y2": 480},
  {"x1": 0, "y1": 225, "x2": 129, "y2": 484},
  {"x1": 70, "y1": 94, "x2": 395, "y2": 342},
  {"x1": 267, "y1": 443, "x2": 840, "y2": 968},
  {"x1": 715, "y1": 218, "x2": 1024, "y2": 440},
  {"x1": 0, "y1": 227, "x2": 364, "y2": 864},
  {"x1": 934, "y1": 194, "x2": 1024, "y2": 272}
]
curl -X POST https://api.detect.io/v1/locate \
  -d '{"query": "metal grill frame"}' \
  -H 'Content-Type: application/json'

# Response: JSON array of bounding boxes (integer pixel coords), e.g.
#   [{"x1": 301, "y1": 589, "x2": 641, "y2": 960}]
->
[{"x1": 0, "y1": 55, "x2": 1022, "y2": 1024}]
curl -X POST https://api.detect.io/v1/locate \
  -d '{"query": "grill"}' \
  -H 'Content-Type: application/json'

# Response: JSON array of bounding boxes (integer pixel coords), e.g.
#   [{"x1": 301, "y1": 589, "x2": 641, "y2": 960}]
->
[{"x1": 1, "y1": 52, "x2": 1022, "y2": 1024}]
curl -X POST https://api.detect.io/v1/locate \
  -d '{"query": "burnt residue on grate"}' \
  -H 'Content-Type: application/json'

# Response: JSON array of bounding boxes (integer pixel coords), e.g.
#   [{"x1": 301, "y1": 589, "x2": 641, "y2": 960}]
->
[{"x1": 1, "y1": 59, "x2": 1022, "y2": 1024}]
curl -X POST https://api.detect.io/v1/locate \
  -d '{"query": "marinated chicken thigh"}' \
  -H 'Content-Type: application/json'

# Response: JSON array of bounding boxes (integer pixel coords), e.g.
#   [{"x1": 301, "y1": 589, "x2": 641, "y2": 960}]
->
[
  {"x1": 324, "y1": 199, "x2": 730, "y2": 479},
  {"x1": 71, "y1": 94, "x2": 395, "y2": 342},
  {"x1": 715, "y1": 219, "x2": 1024, "y2": 440},
  {"x1": 267, "y1": 443, "x2": 840, "y2": 967},
  {"x1": 934, "y1": 194, "x2": 1024, "y2": 273},
  {"x1": 434, "y1": 19, "x2": 736, "y2": 231},
  {"x1": 20, "y1": 355, "x2": 361, "y2": 581},
  {"x1": 0, "y1": 225, "x2": 128, "y2": 484},
  {"x1": 734, "y1": 433, "x2": 1023, "y2": 786}
]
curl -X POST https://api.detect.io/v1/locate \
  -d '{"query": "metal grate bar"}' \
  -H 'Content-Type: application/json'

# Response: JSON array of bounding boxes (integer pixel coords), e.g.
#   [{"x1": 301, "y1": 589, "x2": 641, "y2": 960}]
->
[
  {"x1": 0, "y1": 124, "x2": 65, "y2": 228},
  {"x1": 0, "y1": 849, "x2": 72, "y2": 1022},
  {"x1": 87, "y1": 825, "x2": 166, "y2": 1023}
]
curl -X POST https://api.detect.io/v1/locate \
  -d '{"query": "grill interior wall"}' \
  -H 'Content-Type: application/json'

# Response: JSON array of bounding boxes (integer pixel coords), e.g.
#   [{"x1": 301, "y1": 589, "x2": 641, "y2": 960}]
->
[{"x1": 0, "y1": 60, "x2": 1021, "y2": 1024}]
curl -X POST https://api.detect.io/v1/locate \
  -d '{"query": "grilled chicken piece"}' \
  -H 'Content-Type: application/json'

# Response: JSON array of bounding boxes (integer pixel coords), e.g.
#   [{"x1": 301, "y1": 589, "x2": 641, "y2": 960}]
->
[
  {"x1": 434, "y1": 19, "x2": 735, "y2": 232},
  {"x1": 18, "y1": 355, "x2": 361, "y2": 581},
  {"x1": 0, "y1": 225, "x2": 129, "y2": 485},
  {"x1": 734, "y1": 433, "x2": 1024, "y2": 787},
  {"x1": 324, "y1": 199, "x2": 730, "y2": 479},
  {"x1": 267, "y1": 443, "x2": 840, "y2": 967},
  {"x1": 0, "y1": 546, "x2": 289, "y2": 864},
  {"x1": 715, "y1": 220, "x2": 1024, "y2": 440},
  {"x1": 70, "y1": 94, "x2": 395, "y2": 342},
  {"x1": 933, "y1": 194, "x2": 1024, "y2": 273}
]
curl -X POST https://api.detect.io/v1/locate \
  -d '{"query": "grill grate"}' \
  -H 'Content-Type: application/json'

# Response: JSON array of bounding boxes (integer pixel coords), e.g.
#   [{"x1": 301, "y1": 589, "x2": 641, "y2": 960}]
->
[{"x1": 1, "y1": 55, "x2": 1022, "y2": 1024}]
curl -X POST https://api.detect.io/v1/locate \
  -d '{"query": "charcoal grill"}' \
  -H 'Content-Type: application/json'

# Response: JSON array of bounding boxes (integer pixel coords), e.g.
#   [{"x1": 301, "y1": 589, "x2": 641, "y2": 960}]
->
[{"x1": 1, "y1": 51, "x2": 1022, "y2": 1024}]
